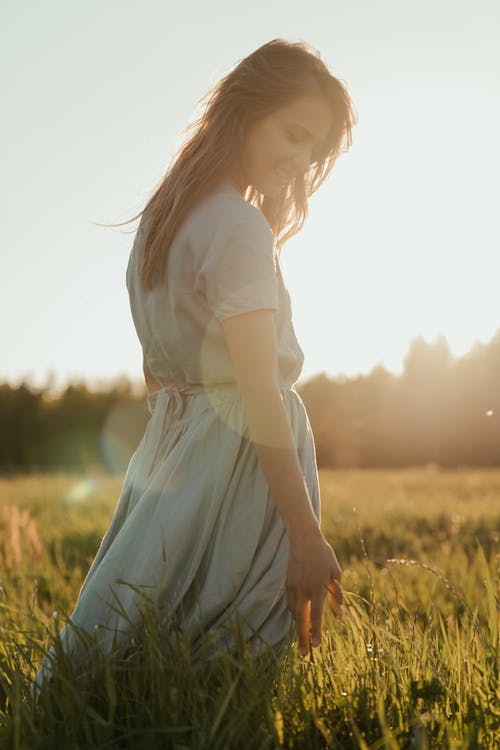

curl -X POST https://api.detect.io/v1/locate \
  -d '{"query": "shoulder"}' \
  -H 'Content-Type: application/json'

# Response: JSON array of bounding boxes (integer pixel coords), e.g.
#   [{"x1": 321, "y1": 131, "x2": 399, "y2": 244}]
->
[{"x1": 191, "y1": 186, "x2": 274, "y2": 248}]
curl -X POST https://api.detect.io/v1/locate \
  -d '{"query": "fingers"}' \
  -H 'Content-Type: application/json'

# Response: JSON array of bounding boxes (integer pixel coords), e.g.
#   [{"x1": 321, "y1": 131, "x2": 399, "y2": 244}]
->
[
  {"x1": 295, "y1": 600, "x2": 311, "y2": 657},
  {"x1": 286, "y1": 546, "x2": 345, "y2": 658},
  {"x1": 291, "y1": 587, "x2": 343, "y2": 658},
  {"x1": 287, "y1": 584, "x2": 309, "y2": 655},
  {"x1": 293, "y1": 591, "x2": 325, "y2": 655},
  {"x1": 310, "y1": 589, "x2": 325, "y2": 647},
  {"x1": 328, "y1": 575, "x2": 344, "y2": 617}
]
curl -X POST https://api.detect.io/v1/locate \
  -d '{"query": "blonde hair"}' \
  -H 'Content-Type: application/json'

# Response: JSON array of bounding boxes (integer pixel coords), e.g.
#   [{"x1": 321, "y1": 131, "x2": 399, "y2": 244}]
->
[{"x1": 112, "y1": 38, "x2": 356, "y2": 290}]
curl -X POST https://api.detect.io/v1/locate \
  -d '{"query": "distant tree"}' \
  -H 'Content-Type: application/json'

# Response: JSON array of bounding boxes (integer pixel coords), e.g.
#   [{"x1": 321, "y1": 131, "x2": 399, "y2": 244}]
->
[{"x1": 401, "y1": 335, "x2": 455, "y2": 465}]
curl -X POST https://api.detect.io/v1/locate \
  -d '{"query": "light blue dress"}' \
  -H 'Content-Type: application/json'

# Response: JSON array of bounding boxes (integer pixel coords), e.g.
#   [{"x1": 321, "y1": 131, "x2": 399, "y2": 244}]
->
[{"x1": 33, "y1": 178, "x2": 321, "y2": 691}]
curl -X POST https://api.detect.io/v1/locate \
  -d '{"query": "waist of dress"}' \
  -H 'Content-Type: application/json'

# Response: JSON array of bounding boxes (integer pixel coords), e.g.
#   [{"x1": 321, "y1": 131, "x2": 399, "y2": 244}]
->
[{"x1": 146, "y1": 379, "x2": 297, "y2": 415}]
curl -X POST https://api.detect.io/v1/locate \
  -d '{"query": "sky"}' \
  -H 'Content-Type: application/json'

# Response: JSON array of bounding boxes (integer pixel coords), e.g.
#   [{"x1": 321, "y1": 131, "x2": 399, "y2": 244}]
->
[{"x1": 2, "y1": 0, "x2": 499, "y2": 392}]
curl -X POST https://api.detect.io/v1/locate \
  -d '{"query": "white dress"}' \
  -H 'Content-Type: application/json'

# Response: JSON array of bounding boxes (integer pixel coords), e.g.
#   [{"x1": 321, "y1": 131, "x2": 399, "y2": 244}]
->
[{"x1": 33, "y1": 178, "x2": 321, "y2": 692}]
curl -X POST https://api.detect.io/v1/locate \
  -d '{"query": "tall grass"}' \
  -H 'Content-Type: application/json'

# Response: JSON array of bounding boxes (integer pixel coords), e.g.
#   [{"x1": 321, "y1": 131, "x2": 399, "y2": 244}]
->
[{"x1": 0, "y1": 469, "x2": 498, "y2": 748}]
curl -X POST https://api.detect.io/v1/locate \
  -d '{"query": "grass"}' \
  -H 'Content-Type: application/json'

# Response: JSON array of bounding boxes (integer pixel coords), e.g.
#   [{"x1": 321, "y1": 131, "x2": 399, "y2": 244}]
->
[{"x1": 0, "y1": 468, "x2": 498, "y2": 748}]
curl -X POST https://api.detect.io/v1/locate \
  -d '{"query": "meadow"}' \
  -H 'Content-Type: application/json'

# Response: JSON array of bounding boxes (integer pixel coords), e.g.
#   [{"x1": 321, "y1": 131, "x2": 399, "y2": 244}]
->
[{"x1": 0, "y1": 468, "x2": 498, "y2": 749}]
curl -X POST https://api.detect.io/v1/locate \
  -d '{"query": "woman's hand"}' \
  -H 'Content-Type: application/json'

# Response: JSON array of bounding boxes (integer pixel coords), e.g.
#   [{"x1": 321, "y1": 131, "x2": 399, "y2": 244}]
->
[{"x1": 286, "y1": 530, "x2": 343, "y2": 656}]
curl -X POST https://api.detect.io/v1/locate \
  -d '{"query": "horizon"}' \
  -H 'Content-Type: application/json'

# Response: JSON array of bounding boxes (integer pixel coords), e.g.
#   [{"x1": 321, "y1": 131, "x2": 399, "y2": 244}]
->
[{"x1": 5, "y1": 325, "x2": 500, "y2": 397}]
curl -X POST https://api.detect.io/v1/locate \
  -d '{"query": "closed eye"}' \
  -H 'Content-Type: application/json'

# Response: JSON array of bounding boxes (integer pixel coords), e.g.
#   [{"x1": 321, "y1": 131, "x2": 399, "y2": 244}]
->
[
  {"x1": 287, "y1": 128, "x2": 305, "y2": 144},
  {"x1": 286, "y1": 126, "x2": 322, "y2": 165},
  {"x1": 286, "y1": 121, "x2": 329, "y2": 164}
]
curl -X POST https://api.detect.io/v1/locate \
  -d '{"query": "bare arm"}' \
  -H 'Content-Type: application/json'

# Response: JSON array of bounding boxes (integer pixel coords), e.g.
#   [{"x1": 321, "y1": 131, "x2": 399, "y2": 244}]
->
[{"x1": 221, "y1": 309, "x2": 343, "y2": 655}]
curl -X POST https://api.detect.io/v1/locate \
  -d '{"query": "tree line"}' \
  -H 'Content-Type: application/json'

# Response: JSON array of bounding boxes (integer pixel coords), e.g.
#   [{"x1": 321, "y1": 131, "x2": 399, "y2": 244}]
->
[
  {"x1": 1, "y1": 331, "x2": 499, "y2": 473},
  {"x1": 301, "y1": 332, "x2": 499, "y2": 468}
]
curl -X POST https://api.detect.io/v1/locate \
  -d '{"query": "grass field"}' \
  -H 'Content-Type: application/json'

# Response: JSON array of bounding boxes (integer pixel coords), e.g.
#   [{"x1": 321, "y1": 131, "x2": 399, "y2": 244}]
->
[{"x1": 0, "y1": 469, "x2": 498, "y2": 748}]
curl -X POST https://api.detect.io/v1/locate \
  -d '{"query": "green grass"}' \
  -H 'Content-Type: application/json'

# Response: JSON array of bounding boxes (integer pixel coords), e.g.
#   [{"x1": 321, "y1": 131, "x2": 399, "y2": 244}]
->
[{"x1": 0, "y1": 469, "x2": 498, "y2": 748}]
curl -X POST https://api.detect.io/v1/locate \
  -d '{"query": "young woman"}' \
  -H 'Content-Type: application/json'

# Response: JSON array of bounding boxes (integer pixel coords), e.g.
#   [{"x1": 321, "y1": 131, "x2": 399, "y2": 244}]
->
[{"x1": 33, "y1": 38, "x2": 356, "y2": 691}]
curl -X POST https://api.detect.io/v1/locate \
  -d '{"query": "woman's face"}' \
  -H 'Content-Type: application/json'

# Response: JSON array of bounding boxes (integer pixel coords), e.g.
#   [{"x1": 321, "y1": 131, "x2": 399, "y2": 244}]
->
[{"x1": 232, "y1": 92, "x2": 334, "y2": 197}]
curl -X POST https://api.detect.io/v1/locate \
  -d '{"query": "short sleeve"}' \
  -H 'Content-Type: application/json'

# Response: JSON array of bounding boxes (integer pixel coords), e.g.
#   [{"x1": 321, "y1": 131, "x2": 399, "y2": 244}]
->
[{"x1": 196, "y1": 205, "x2": 279, "y2": 323}]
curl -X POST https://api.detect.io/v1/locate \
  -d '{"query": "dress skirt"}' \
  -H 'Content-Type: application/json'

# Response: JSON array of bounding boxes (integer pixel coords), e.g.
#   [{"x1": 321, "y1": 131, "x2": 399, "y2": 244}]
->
[{"x1": 32, "y1": 379, "x2": 321, "y2": 694}]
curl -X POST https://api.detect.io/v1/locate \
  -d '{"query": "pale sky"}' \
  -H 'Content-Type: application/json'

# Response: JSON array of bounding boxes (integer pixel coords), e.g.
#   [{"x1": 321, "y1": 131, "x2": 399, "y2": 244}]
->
[{"x1": 2, "y1": 0, "x2": 499, "y2": 392}]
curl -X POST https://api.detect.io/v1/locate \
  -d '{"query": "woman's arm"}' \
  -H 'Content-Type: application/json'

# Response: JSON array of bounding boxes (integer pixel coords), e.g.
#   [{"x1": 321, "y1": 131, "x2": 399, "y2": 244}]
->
[{"x1": 221, "y1": 309, "x2": 343, "y2": 656}]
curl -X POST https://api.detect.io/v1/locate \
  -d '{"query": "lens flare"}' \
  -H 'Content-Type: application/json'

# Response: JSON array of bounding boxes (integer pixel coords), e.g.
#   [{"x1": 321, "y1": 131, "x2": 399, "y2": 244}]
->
[
  {"x1": 65, "y1": 477, "x2": 98, "y2": 504},
  {"x1": 100, "y1": 399, "x2": 148, "y2": 474}
]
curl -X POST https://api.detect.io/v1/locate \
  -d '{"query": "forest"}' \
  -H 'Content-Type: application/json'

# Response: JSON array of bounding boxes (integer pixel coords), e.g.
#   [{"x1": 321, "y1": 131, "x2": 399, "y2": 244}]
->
[{"x1": 1, "y1": 331, "x2": 499, "y2": 472}]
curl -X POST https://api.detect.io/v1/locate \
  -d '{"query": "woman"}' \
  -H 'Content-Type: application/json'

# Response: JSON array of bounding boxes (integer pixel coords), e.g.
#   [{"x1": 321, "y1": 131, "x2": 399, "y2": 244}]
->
[{"x1": 33, "y1": 38, "x2": 356, "y2": 692}]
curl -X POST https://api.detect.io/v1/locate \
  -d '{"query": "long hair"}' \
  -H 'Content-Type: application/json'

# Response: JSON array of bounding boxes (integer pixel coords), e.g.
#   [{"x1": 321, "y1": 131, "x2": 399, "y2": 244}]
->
[{"x1": 112, "y1": 38, "x2": 356, "y2": 290}]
